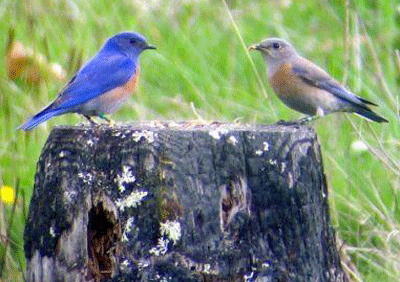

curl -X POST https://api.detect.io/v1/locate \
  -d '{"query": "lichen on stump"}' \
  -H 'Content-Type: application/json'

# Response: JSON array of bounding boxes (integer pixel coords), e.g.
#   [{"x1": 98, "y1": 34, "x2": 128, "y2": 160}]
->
[{"x1": 24, "y1": 122, "x2": 347, "y2": 282}]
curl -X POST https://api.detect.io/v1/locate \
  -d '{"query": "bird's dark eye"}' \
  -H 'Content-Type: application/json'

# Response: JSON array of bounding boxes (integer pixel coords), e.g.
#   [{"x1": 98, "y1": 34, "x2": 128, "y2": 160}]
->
[
  {"x1": 272, "y1": 42, "x2": 280, "y2": 49},
  {"x1": 129, "y1": 38, "x2": 137, "y2": 44}
]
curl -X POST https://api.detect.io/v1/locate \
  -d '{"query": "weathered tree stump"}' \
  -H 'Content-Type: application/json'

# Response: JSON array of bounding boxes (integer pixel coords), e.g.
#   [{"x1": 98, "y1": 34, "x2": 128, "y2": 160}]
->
[{"x1": 24, "y1": 122, "x2": 347, "y2": 282}]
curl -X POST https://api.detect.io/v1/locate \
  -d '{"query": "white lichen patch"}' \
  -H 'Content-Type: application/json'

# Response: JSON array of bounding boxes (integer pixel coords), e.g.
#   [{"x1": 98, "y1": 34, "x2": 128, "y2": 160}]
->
[
  {"x1": 203, "y1": 264, "x2": 211, "y2": 274},
  {"x1": 120, "y1": 259, "x2": 130, "y2": 271},
  {"x1": 281, "y1": 162, "x2": 287, "y2": 173},
  {"x1": 86, "y1": 139, "x2": 94, "y2": 146},
  {"x1": 227, "y1": 135, "x2": 238, "y2": 146},
  {"x1": 121, "y1": 232, "x2": 129, "y2": 243},
  {"x1": 262, "y1": 261, "x2": 271, "y2": 268},
  {"x1": 49, "y1": 226, "x2": 56, "y2": 237},
  {"x1": 78, "y1": 172, "x2": 93, "y2": 184},
  {"x1": 116, "y1": 190, "x2": 148, "y2": 211},
  {"x1": 149, "y1": 237, "x2": 170, "y2": 256},
  {"x1": 149, "y1": 220, "x2": 181, "y2": 256},
  {"x1": 160, "y1": 220, "x2": 181, "y2": 245},
  {"x1": 288, "y1": 172, "x2": 294, "y2": 189},
  {"x1": 137, "y1": 260, "x2": 149, "y2": 270},
  {"x1": 263, "y1": 141, "x2": 270, "y2": 151},
  {"x1": 121, "y1": 217, "x2": 135, "y2": 242},
  {"x1": 117, "y1": 166, "x2": 136, "y2": 193},
  {"x1": 268, "y1": 159, "x2": 277, "y2": 165},
  {"x1": 132, "y1": 130, "x2": 156, "y2": 143},
  {"x1": 244, "y1": 271, "x2": 256, "y2": 281},
  {"x1": 209, "y1": 128, "x2": 229, "y2": 140},
  {"x1": 255, "y1": 142, "x2": 269, "y2": 156}
]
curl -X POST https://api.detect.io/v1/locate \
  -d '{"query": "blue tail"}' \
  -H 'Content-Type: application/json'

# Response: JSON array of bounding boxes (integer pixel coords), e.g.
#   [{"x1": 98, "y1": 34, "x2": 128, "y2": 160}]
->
[{"x1": 19, "y1": 107, "x2": 66, "y2": 131}]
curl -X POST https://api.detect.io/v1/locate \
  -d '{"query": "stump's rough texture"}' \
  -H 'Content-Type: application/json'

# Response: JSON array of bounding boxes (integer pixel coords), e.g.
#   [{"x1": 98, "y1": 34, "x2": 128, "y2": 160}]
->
[{"x1": 25, "y1": 122, "x2": 347, "y2": 282}]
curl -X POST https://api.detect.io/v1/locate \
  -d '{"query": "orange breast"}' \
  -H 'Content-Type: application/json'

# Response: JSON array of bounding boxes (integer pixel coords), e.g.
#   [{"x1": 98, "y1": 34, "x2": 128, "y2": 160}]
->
[
  {"x1": 268, "y1": 62, "x2": 318, "y2": 115},
  {"x1": 122, "y1": 64, "x2": 140, "y2": 93},
  {"x1": 103, "y1": 64, "x2": 140, "y2": 103},
  {"x1": 269, "y1": 63, "x2": 298, "y2": 98},
  {"x1": 85, "y1": 64, "x2": 140, "y2": 114}
]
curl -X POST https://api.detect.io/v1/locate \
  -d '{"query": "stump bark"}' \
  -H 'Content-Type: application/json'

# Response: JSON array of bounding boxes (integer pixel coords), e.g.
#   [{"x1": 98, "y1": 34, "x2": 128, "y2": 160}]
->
[{"x1": 24, "y1": 122, "x2": 347, "y2": 282}]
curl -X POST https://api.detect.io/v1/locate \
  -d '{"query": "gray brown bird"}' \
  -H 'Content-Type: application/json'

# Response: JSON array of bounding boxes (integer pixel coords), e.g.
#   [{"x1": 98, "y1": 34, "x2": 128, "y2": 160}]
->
[{"x1": 249, "y1": 38, "x2": 388, "y2": 123}]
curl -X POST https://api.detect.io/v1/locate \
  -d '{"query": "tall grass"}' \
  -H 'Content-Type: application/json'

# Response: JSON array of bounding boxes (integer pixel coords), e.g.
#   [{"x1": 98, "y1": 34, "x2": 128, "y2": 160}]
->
[{"x1": 1, "y1": 0, "x2": 399, "y2": 281}]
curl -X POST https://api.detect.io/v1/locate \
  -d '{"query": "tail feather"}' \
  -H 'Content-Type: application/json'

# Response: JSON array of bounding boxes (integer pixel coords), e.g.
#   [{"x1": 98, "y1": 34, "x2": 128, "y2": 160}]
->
[
  {"x1": 357, "y1": 96, "x2": 378, "y2": 107},
  {"x1": 355, "y1": 107, "x2": 388, "y2": 123},
  {"x1": 18, "y1": 107, "x2": 65, "y2": 131}
]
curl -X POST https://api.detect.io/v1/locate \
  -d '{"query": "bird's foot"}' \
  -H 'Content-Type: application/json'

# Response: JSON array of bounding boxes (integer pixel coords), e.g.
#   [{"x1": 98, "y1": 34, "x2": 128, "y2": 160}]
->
[
  {"x1": 276, "y1": 116, "x2": 317, "y2": 126},
  {"x1": 107, "y1": 118, "x2": 116, "y2": 126},
  {"x1": 99, "y1": 114, "x2": 115, "y2": 126},
  {"x1": 83, "y1": 114, "x2": 115, "y2": 127}
]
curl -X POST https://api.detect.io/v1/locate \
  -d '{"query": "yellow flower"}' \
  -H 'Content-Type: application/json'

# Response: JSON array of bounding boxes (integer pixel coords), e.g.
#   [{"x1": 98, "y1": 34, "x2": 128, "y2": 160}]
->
[{"x1": 1, "y1": 186, "x2": 15, "y2": 204}]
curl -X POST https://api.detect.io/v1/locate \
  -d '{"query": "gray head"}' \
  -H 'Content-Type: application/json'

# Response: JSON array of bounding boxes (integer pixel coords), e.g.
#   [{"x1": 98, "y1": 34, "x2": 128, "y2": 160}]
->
[
  {"x1": 249, "y1": 38, "x2": 298, "y2": 66},
  {"x1": 102, "y1": 32, "x2": 156, "y2": 59}
]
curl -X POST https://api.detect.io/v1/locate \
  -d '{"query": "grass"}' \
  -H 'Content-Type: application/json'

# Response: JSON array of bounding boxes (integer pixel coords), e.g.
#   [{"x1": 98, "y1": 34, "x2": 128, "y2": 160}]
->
[{"x1": 1, "y1": 0, "x2": 399, "y2": 281}]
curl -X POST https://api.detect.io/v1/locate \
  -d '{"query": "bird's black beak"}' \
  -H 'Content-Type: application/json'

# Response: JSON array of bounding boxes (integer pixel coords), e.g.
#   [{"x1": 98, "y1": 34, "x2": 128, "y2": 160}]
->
[{"x1": 144, "y1": 44, "x2": 157, "y2": 50}]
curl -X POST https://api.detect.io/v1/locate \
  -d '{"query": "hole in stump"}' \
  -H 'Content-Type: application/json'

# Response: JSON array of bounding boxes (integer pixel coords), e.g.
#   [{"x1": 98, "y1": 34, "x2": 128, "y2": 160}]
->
[{"x1": 86, "y1": 202, "x2": 121, "y2": 281}]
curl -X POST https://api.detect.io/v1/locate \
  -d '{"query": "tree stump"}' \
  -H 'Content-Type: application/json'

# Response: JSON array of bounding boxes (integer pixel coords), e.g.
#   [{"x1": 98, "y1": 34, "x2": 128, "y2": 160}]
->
[{"x1": 24, "y1": 122, "x2": 347, "y2": 282}]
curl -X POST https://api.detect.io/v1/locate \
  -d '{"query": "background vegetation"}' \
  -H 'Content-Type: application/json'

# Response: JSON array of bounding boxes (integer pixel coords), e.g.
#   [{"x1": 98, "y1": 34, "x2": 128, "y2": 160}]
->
[{"x1": 1, "y1": 0, "x2": 399, "y2": 281}]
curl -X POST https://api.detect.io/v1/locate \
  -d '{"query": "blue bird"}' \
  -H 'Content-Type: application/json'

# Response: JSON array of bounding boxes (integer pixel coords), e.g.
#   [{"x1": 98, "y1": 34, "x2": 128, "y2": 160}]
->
[{"x1": 19, "y1": 31, "x2": 156, "y2": 131}]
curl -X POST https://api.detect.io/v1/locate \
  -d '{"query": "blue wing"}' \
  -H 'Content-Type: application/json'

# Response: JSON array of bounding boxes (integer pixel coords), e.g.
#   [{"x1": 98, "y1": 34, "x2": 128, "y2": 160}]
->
[{"x1": 52, "y1": 51, "x2": 137, "y2": 110}]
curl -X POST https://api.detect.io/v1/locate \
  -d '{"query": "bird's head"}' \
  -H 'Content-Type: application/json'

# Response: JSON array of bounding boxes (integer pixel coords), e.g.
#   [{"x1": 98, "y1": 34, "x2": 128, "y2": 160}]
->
[
  {"x1": 103, "y1": 32, "x2": 156, "y2": 58},
  {"x1": 248, "y1": 38, "x2": 297, "y2": 64}
]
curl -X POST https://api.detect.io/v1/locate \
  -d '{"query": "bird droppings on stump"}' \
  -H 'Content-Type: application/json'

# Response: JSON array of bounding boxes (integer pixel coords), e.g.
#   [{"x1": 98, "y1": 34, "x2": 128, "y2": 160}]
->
[{"x1": 24, "y1": 122, "x2": 348, "y2": 282}]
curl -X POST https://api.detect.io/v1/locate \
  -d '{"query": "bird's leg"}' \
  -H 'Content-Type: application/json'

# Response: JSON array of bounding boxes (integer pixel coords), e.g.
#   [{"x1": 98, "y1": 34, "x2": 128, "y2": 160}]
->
[
  {"x1": 83, "y1": 115, "x2": 98, "y2": 125},
  {"x1": 99, "y1": 113, "x2": 115, "y2": 126}
]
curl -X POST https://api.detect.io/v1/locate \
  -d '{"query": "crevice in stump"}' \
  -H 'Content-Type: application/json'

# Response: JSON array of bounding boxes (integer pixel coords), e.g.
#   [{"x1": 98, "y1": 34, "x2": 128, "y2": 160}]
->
[
  {"x1": 220, "y1": 177, "x2": 250, "y2": 233},
  {"x1": 86, "y1": 202, "x2": 121, "y2": 281}
]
